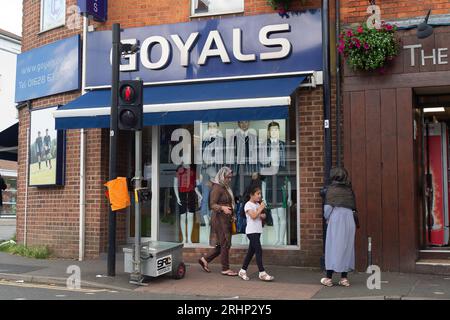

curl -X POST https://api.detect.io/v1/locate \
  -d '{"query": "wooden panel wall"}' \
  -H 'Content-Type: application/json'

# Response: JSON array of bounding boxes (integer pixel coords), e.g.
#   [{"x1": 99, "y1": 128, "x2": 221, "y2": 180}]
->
[{"x1": 344, "y1": 88, "x2": 418, "y2": 272}]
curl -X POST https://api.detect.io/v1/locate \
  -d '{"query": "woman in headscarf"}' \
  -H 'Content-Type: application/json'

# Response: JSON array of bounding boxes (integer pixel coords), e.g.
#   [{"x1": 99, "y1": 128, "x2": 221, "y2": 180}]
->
[
  {"x1": 198, "y1": 166, "x2": 238, "y2": 276},
  {"x1": 320, "y1": 167, "x2": 357, "y2": 287}
]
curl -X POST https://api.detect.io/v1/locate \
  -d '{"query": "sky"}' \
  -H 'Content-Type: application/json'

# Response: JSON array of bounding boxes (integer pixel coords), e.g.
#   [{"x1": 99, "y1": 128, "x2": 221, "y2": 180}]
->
[{"x1": 0, "y1": 0, "x2": 23, "y2": 36}]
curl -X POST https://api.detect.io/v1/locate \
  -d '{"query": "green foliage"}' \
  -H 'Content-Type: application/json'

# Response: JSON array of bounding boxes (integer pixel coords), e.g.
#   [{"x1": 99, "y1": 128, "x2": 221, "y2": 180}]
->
[
  {"x1": 338, "y1": 22, "x2": 400, "y2": 72},
  {"x1": 0, "y1": 240, "x2": 51, "y2": 259},
  {"x1": 266, "y1": 0, "x2": 306, "y2": 12}
]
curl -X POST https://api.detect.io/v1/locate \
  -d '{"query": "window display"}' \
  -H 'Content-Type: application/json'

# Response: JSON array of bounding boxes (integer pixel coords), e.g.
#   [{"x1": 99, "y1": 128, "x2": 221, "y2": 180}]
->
[
  {"x1": 158, "y1": 113, "x2": 297, "y2": 247},
  {"x1": 191, "y1": 0, "x2": 244, "y2": 16},
  {"x1": 0, "y1": 175, "x2": 17, "y2": 217}
]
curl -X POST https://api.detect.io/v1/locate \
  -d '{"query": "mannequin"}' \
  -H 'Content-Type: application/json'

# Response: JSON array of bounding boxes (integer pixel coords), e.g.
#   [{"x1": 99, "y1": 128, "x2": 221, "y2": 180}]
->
[
  {"x1": 174, "y1": 164, "x2": 202, "y2": 244},
  {"x1": 200, "y1": 166, "x2": 217, "y2": 236},
  {"x1": 202, "y1": 122, "x2": 224, "y2": 175},
  {"x1": 263, "y1": 121, "x2": 290, "y2": 245},
  {"x1": 271, "y1": 176, "x2": 292, "y2": 245},
  {"x1": 231, "y1": 121, "x2": 258, "y2": 196}
]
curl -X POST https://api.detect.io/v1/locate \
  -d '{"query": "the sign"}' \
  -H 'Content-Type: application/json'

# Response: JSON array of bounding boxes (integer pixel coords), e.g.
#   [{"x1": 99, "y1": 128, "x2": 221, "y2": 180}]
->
[
  {"x1": 77, "y1": 0, "x2": 108, "y2": 22},
  {"x1": 86, "y1": 10, "x2": 322, "y2": 88},
  {"x1": 404, "y1": 44, "x2": 449, "y2": 67},
  {"x1": 15, "y1": 35, "x2": 81, "y2": 103},
  {"x1": 41, "y1": 0, "x2": 66, "y2": 31},
  {"x1": 156, "y1": 255, "x2": 172, "y2": 276},
  {"x1": 29, "y1": 106, "x2": 66, "y2": 187}
]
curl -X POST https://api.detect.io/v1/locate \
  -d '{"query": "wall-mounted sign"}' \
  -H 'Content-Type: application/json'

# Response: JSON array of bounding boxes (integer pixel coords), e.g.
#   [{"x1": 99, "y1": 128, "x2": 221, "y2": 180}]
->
[
  {"x1": 85, "y1": 10, "x2": 322, "y2": 88},
  {"x1": 41, "y1": 0, "x2": 66, "y2": 32},
  {"x1": 29, "y1": 106, "x2": 65, "y2": 187},
  {"x1": 15, "y1": 35, "x2": 80, "y2": 103},
  {"x1": 77, "y1": 0, "x2": 108, "y2": 22},
  {"x1": 404, "y1": 44, "x2": 448, "y2": 67}
]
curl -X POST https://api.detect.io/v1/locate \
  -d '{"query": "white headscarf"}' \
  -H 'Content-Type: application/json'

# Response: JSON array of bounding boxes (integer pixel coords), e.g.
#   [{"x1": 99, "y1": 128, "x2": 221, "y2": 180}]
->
[{"x1": 214, "y1": 166, "x2": 235, "y2": 209}]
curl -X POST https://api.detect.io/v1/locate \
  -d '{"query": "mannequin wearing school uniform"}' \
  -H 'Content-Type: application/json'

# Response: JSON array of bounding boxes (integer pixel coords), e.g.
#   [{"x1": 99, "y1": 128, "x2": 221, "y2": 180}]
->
[
  {"x1": 262, "y1": 121, "x2": 290, "y2": 245},
  {"x1": 231, "y1": 121, "x2": 258, "y2": 196},
  {"x1": 174, "y1": 163, "x2": 202, "y2": 244}
]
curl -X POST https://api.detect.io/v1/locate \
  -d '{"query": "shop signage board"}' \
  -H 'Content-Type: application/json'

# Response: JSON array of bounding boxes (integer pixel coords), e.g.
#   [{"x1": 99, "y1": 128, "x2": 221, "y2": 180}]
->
[
  {"x1": 85, "y1": 10, "x2": 322, "y2": 88},
  {"x1": 15, "y1": 35, "x2": 81, "y2": 103},
  {"x1": 77, "y1": 0, "x2": 108, "y2": 22}
]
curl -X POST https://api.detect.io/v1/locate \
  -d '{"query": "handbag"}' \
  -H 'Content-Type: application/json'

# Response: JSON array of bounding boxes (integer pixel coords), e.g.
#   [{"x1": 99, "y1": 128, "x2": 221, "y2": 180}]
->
[
  {"x1": 353, "y1": 210, "x2": 360, "y2": 229},
  {"x1": 231, "y1": 218, "x2": 238, "y2": 235}
]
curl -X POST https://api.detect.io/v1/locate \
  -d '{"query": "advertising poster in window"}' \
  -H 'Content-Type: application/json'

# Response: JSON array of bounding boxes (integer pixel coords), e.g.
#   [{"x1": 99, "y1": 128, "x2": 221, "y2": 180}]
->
[
  {"x1": 192, "y1": 0, "x2": 244, "y2": 16},
  {"x1": 41, "y1": 0, "x2": 66, "y2": 32},
  {"x1": 29, "y1": 106, "x2": 65, "y2": 187}
]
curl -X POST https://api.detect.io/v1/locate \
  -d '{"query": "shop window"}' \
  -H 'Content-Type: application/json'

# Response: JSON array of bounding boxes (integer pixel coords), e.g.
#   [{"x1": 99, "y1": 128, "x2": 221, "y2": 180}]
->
[
  {"x1": 159, "y1": 112, "x2": 298, "y2": 247},
  {"x1": 40, "y1": 0, "x2": 66, "y2": 33},
  {"x1": 1, "y1": 175, "x2": 17, "y2": 217},
  {"x1": 191, "y1": 0, "x2": 244, "y2": 17}
]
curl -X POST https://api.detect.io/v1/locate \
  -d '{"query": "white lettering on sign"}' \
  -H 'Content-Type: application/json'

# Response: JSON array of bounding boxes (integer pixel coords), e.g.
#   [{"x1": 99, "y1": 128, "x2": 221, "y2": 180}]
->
[
  {"x1": 403, "y1": 44, "x2": 449, "y2": 67},
  {"x1": 259, "y1": 24, "x2": 292, "y2": 60},
  {"x1": 171, "y1": 33, "x2": 199, "y2": 67},
  {"x1": 110, "y1": 24, "x2": 293, "y2": 71},
  {"x1": 110, "y1": 39, "x2": 139, "y2": 72},
  {"x1": 198, "y1": 30, "x2": 231, "y2": 65},
  {"x1": 142, "y1": 36, "x2": 171, "y2": 70}
]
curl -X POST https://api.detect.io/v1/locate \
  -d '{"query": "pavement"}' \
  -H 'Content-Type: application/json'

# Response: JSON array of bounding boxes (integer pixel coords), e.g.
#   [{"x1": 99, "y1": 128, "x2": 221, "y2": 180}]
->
[{"x1": 1, "y1": 251, "x2": 450, "y2": 299}]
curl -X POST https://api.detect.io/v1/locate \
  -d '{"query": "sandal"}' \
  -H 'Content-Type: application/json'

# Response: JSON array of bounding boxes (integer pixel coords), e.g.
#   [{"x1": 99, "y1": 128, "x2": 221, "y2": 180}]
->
[
  {"x1": 198, "y1": 258, "x2": 211, "y2": 273},
  {"x1": 259, "y1": 272, "x2": 274, "y2": 281},
  {"x1": 339, "y1": 278, "x2": 350, "y2": 287},
  {"x1": 238, "y1": 269, "x2": 250, "y2": 281},
  {"x1": 221, "y1": 270, "x2": 238, "y2": 276},
  {"x1": 320, "y1": 278, "x2": 333, "y2": 287}
]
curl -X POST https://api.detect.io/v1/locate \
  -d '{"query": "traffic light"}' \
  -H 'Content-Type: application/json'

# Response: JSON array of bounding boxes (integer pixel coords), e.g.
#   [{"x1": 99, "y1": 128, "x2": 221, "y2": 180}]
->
[{"x1": 118, "y1": 80, "x2": 143, "y2": 130}]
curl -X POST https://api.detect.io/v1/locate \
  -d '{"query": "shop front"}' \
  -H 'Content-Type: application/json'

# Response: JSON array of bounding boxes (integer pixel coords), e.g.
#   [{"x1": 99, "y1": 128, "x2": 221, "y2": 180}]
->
[
  {"x1": 52, "y1": 10, "x2": 325, "y2": 264},
  {"x1": 343, "y1": 25, "x2": 450, "y2": 273}
]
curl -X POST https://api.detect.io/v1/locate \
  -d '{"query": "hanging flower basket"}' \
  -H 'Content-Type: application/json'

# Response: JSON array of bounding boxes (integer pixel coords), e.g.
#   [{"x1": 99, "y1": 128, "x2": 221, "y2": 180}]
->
[
  {"x1": 267, "y1": 0, "x2": 307, "y2": 14},
  {"x1": 338, "y1": 22, "x2": 400, "y2": 72}
]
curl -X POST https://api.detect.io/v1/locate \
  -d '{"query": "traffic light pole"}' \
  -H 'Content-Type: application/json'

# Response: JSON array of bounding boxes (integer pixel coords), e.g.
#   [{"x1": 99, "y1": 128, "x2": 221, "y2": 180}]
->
[
  {"x1": 131, "y1": 130, "x2": 143, "y2": 284},
  {"x1": 107, "y1": 23, "x2": 121, "y2": 277}
]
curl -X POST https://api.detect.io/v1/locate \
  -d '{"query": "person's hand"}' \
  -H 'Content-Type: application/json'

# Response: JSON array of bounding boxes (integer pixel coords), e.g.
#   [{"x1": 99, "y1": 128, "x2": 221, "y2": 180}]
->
[
  {"x1": 259, "y1": 202, "x2": 266, "y2": 211},
  {"x1": 222, "y1": 206, "x2": 233, "y2": 215},
  {"x1": 288, "y1": 199, "x2": 292, "y2": 207},
  {"x1": 177, "y1": 199, "x2": 182, "y2": 206}
]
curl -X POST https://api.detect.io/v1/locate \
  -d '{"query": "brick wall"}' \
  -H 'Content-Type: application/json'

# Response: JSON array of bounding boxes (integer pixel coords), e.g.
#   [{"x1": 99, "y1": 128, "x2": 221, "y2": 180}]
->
[
  {"x1": 18, "y1": 0, "x2": 332, "y2": 264},
  {"x1": 340, "y1": 0, "x2": 450, "y2": 25}
]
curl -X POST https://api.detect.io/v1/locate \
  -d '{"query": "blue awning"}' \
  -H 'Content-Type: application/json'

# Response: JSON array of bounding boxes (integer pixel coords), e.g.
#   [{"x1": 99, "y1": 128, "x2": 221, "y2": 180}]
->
[
  {"x1": 0, "y1": 122, "x2": 18, "y2": 161},
  {"x1": 54, "y1": 75, "x2": 306, "y2": 129}
]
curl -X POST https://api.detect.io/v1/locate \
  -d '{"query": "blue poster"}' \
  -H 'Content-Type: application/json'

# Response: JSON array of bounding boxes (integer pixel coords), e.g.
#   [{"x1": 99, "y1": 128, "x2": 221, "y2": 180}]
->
[
  {"x1": 15, "y1": 35, "x2": 81, "y2": 103},
  {"x1": 86, "y1": 10, "x2": 322, "y2": 88}
]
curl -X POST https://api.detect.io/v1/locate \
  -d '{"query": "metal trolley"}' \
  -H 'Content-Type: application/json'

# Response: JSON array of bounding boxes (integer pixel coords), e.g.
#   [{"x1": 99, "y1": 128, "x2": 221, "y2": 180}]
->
[{"x1": 123, "y1": 241, "x2": 186, "y2": 280}]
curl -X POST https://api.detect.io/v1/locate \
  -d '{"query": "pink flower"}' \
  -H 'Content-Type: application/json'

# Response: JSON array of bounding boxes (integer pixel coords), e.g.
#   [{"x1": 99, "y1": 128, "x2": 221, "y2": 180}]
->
[
  {"x1": 278, "y1": 8, "x2": 286, "y2": 15},
  {"x1": 352, "y1": 38, "x2": 361, "y2": 49},
  {"x1": 346, "y1": 30, "x2": 353, "y2": 37},
  {"x1": 364, "y1": 42, "x2": 370, "y2": 50},
  {"x1": 357, "y1": 25, "x2": 364, "y2": 34},
  {"x1": 385, "y1": 24, "x2": 393, "y2": 31},
  {"x1": 338, "y1": 44, "x2": 345, "y2": 54}
]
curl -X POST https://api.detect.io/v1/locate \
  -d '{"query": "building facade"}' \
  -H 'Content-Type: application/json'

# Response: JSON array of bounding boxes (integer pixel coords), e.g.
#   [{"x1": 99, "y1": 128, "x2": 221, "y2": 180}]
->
[{"x1": 17, "y1": 0, "x2": 450, "y2": 274}]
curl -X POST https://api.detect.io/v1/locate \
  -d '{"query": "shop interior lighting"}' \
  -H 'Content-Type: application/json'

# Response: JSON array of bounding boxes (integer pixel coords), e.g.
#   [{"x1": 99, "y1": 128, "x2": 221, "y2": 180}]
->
[{"x1": 423, "y1": 107, "x2": 445, "y2": 113}]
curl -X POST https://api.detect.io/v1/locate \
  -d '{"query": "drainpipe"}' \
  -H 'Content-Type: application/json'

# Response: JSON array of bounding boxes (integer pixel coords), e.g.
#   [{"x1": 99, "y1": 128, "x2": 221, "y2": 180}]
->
[
  {"x1": 24, "y1": 125, "x2": 30, "y2": 246},
  {"x1": 321, "y1": 0, "x2": 332, "y2": 269},
  {"x1": 79, "y1": 15, "x2": 88, "y2": 262},
  {"x1": 336, "y1": 0, "x2": 342, "y2": 167}
]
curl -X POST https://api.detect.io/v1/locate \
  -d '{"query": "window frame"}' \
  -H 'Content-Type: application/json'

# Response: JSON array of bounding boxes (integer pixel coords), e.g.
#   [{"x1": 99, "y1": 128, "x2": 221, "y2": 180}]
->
[
  {"x1": 190, "y1": 0, "x2": 245, "y2": 18},
  {"x1": 40, "y1": 0, "x2": 66, "y2": 33}
]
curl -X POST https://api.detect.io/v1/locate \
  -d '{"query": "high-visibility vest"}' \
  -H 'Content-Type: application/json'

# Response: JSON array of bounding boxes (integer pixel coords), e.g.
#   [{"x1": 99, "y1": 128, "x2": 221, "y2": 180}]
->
[{"x1": 104, "y1": 177, "x2": 130, "y2": 211}]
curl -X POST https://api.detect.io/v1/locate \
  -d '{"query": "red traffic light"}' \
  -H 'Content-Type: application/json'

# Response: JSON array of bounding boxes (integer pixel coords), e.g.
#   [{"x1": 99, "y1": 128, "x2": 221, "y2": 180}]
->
[{"x1": 120, "y1": 85, "x2": 136, "y2": 103}]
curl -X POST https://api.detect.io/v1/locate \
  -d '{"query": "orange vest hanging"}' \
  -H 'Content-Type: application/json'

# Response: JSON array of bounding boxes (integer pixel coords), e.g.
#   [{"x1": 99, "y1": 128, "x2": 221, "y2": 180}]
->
[{"x1": 104, "y1": 177, "x2": 131, "y2": 211}]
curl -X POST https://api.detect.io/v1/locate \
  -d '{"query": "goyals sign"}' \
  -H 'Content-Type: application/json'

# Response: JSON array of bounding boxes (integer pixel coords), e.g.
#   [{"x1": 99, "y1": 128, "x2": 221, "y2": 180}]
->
[{"x1": 85, "y1": 10, "x2": 323, "y2": 88}]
